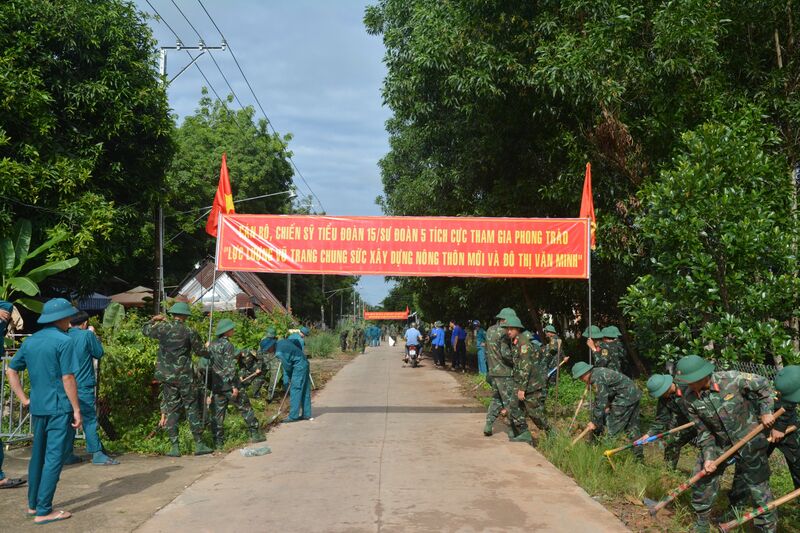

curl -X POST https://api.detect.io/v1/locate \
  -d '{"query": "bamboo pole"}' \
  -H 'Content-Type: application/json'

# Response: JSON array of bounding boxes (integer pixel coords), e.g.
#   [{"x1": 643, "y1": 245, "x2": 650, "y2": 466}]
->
[{"x1": 569, "y1": 385, "x2": 589, "y2": 431}]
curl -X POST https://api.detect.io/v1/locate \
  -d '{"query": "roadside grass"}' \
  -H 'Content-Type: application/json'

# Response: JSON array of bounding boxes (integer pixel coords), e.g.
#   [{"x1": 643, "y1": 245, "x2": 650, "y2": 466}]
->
[{"x1": 306, "y1": 332, "x2": 339, "y2": 358}]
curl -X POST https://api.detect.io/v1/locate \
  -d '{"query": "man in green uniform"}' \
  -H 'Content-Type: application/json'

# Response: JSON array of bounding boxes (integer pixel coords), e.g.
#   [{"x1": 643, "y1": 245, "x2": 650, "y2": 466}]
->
[
  {"x1": 771, "y1": 365, "x2": 800, "y2": 490},
  {"x1": 483, "y1": 309, "x2": 530, "y2": 442},
  {"x1": 572, "y1": 362, "x2": 643, "y2": 459},
  {"x1": 597, "y1": 326, "x2": 626, "y2": 373},
  {"x1": 142, "y1": 302, "x2": 212, "y2": 457},
  {"x1": 583, "y1": 325, "x2": 604, "y2": 365},
  {"x1": 509, "y1": 320, "x2": 548, "y2": 441},
  {"x1": 637, "y1": 374, "x2": 697, "y2": 469},
  {"x1": 675, "y1": 354, "x2": 778, "y2": 533},
  {"x1": 209, "y1": 319, "x2": 264, "y2": 448},
  {"x1": 7, "y1": 298, "x2": 81, "y2": 524},
  {"x1": 542, "y1": 325, "x2": 562, "y2": 377},
  {"x1": 62, "y1": 311, "x2": 118, "y2": 465}
]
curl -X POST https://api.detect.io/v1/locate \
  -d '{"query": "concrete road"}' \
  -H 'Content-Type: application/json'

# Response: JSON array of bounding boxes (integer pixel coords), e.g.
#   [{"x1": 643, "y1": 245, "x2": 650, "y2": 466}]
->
[{"x1": 138, "y1": 344, "x2": 628, "y2": 533}]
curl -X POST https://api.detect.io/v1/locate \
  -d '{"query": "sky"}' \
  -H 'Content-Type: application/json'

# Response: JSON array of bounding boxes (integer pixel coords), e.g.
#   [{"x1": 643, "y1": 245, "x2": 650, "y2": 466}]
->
[{"x1": 136, "y1": 0, "x2": 394, "y2": 305}]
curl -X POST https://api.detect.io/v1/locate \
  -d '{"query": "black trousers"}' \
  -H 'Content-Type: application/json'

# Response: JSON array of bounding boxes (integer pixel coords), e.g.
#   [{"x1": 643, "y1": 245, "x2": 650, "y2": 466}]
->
[
  {"x1": 432, "y1": 345, "x2": 444, "y2": 365},
  {"x1": 453, "y1": 339, "x2": 466, "y2": 369}
]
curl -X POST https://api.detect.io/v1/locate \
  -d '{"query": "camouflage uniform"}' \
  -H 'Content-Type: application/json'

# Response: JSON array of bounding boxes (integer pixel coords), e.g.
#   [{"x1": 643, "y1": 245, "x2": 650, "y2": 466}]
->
[
  {"x1": 594, "y1": 340, "x2": 624, "y2": 373},
  {"x1": 543, "y1": 335, "x2": 562, "y2": 377},
  {"x1": 588, "y1": 367, "x2": 643, "y2": 459},
  {"x1": 143, "y1": 319, "x2": 207, "y2": 446},
  {"x1": 514, "y1": 332, "x2": 549, "y2": 431},
  {"x1": 770, "y1": 396, "x2": 800, "y2": 489},
  {"x1": 484, "y1": 323, "x2": 528, "y2": 435},
  {"x1": 239, "y1": 348, "x2": 273, "y2": 398},
  {"x1": 646, "y1": 387, "x2": 697, "y2": 469},
  {"x1": 683, "y1": 371, "x2": 776, "y2": 532},
  {"x1": 208, "y1": 337, "x2": 260, "y2": 445}
]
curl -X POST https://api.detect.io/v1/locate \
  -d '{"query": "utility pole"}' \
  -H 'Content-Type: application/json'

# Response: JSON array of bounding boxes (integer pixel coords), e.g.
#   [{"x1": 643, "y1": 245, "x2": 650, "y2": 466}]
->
[
  {"x1": 154, "y1": 41, "x2": 225, "y2": 313},
  {"x1": 321, "y1": 274, "x2": 325, "y2": 326}
]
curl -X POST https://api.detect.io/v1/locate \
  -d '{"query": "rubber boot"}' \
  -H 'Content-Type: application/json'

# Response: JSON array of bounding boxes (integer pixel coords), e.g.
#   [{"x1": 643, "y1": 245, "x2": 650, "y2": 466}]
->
[
  {"x1": 166, "y1": 442, "x2": 181, "y2": 457},
  {"x1": 511, "y1": 429, "x2": 533, "y2": 444},
  {"x1": 483, "y1": 420, "x2": 494, "y2": 437},
  {"x1": 249, "y1": 429, "x2": 266, "y2": 443},
  {"x1": 194, "y1": 440, "x2": 213, "y2": 456},
  {"x1": 693, "y1": 512, "x2": 711, "y2": 533}
]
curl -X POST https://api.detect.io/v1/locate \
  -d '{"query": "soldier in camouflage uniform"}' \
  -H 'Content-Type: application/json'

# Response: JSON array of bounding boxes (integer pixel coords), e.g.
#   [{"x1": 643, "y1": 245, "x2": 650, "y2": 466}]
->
[
  {"x1": 483, "y1": 308, "x2": 529, "y2": 441},
  {"x1": 142, "y1": 302, "x2": 212, "y2": 457},
  {"x1": 572, "y1": 362, "x2": 643, "y2": 460},
  {"x1": 208, "y1": 319, "x2": 264, "y2": 448},
  {"x1": 771, "y1": 365, "x2": 800, "y2": 490},
  {"x1": 512, "y1": 323, "x2": 549, "y2": 440},
  {"x1": 596, "y1": 326, "x2": 626, "y2": 373},
  {"x1": 542, "y1": 325, "x2": 562, "y2": 378},
  {"x1": 675, "y1": 355, "x2": 778, "y2": 533},
  {"x1": 246, "y1": 326, "x2": 279, "y2": 398},
  {"x1": 639, "y1": 374, "x2": 697, "y2": 469}
]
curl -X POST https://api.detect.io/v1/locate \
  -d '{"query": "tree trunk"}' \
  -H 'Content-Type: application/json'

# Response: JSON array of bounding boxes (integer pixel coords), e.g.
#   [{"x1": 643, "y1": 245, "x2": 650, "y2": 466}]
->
[
  {"x1": 618, "y1": 315, "x2": 647, "y2": 376},
  {"x1": 520, "y1": 282, "x2": 543, "y2": 334}
]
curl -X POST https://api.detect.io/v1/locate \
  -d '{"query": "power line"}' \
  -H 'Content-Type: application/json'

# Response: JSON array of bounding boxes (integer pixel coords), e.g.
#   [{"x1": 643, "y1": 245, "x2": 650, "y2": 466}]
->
[{"x1": 196, "y1": 0, "x2": 326, "y2": 214}]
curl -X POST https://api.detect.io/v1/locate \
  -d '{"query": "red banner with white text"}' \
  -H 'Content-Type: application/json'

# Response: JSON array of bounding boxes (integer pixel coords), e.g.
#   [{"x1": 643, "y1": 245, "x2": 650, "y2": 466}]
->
[
  {"x1": 363, "y1": 311, "x2": 410, "y2": 320},
  {"x1": 216, "y1": 215, "x2": 590, "y2": 279}
]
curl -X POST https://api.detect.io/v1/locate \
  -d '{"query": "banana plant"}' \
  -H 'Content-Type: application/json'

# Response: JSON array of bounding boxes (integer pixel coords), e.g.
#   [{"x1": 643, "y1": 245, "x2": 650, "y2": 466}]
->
[{"x1": 0, "y1": 219, "x2": 79, "y2": 313}]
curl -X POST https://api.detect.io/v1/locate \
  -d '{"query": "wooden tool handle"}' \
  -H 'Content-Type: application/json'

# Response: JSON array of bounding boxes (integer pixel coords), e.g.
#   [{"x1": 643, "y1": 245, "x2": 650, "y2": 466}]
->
[
  {"x1": 571, "y1": 425, "x2": 593, "y2": 446},
  {"x1": 718, "y1": 486, "x2": 800, "y2": 532}
]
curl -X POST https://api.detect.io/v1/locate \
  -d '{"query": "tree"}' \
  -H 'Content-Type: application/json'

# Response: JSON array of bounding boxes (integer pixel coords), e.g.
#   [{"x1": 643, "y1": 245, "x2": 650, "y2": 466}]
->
[
  {"x1": 0, "y1": 0, "x2": 173, "y2": 290},
  {"x1": 365, "y1": 0, "x2": 800, "y2": 360},
  {"x1": 621, "y1": 109, "x2": 799, "y2": 365}
]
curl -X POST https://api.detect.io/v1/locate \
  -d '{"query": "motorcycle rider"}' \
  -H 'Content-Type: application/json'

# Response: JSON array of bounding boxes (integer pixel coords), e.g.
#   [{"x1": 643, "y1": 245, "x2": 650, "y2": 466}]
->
[{"x1": 404, "y1": 323, "x2": 422, "y2": 366}]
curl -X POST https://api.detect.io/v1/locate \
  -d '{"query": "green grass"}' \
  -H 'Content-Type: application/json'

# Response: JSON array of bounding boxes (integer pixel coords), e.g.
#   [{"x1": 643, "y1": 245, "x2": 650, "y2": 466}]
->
[{"x1": 305, "y1": 332, "x2": 339, "y2": 358}]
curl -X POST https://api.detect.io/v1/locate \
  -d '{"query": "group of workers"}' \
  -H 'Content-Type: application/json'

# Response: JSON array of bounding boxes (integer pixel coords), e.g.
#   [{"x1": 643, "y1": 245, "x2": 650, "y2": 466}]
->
[
  {"x1": 479, "y1": 306, "x2": 800, "y2": 532},
  {"x1": 0, "y1": 298, "x2": 314, "y2": 524}
]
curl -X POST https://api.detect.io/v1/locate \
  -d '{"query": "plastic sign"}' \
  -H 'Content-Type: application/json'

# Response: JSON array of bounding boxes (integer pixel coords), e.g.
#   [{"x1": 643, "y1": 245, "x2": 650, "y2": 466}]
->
[{"x1": 216, "y1": 215, "x2": 590, "y2": 279}]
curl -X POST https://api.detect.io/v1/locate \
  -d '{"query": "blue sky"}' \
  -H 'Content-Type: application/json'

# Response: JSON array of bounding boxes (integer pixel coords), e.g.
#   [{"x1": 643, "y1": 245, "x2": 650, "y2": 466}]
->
[{"x1": 136, "y1": 0, "x2": 393, "y2": 304}]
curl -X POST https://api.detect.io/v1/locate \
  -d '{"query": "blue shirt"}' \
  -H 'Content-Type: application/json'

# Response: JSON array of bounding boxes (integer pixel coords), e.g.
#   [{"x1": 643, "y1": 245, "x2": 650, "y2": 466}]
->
[
  {"x1": 67, "y1": 327, "x2": 104, "y2": 388},
  {"x1": 452, "y1": 325, "x2": 467, "y2": 345},
  {"x1": 9, "y1": 326, "x2": 79, "y2": 416},
  {"x1": 430, "y1": 327, "x2": 445, "y2": 347},
  {"x1": 404, "y1": 327, "x2": 421, "y2": 346}
]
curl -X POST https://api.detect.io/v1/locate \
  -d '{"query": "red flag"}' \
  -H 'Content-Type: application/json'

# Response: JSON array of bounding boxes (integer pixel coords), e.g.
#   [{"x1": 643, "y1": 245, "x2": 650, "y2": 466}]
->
[
  {"x1": 579, "y1": 162, "x2": 596, "y2": 249},
  {"x1": 206, "y1": 153, "x2": 236, "y2": 237}
]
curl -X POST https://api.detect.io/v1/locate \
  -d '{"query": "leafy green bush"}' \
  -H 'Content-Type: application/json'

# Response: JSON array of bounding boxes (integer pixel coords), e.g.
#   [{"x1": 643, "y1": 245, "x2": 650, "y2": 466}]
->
[{"x1": 305, "y1": 332, "x2": 339, "y2": 358}]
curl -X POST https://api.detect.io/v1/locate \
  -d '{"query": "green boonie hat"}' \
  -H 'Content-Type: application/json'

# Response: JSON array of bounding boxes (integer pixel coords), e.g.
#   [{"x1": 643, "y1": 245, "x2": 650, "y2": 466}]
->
[
  {"x1": 775, "y1": 365, "x2": 800, "y2": 403},
  {"x1": 646, "y1": 374, "x2": 673, "y2": 398},
  {"x1": 544, "y1": 325, "x2": 557, "y2": 334},
  {"x1": 38, "y1": 298, "x2": 79, "y2": 324},
  {"x1": 572, "y1": 361, "x2": 593, "y2": 379},
  {"x1": 500, "y1": 315, "x2": 524, "y2": 329},
  {"x1": 495, "y1": 308, "x2": 518, "y2": 320},
  {"x1": 434, "y1": 321, "x2": 443, "y2": 327},
  {"x1": 601, "y1": 326, "x2": 621, "y2": 338},
  {"x1": 300, "y1": 326, "x2": 310, "y2": 336},
  {"x1": 263, "y1": 326, "x2": 277, "y2": 339},
  {"x1": 583, "y1": 325, "x2": 603, "y2": 339},
  {"x1": 674, "y1": 355, "x2": 715, "y2": 384},
  {"x1": 168, "y1": 302, "x2": 192, "y2": 316},
  {"x1": 215, "y1": 318, "x2": 235, "y2": 336}
]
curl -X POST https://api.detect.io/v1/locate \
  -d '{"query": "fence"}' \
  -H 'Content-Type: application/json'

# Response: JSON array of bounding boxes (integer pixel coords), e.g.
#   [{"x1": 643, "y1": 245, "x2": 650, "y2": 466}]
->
[
  {"x1": 1, "y1": 353, "x2": 33, "y2": 445},
  {"x1": 721, "y1": 360, "x2": 780, "y2": 380}
]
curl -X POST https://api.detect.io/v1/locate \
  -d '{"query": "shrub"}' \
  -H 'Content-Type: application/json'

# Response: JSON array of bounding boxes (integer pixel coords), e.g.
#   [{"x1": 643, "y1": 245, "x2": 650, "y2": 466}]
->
[{"x1": 306, "y1": 332, "x2": 339, "y2": 358}]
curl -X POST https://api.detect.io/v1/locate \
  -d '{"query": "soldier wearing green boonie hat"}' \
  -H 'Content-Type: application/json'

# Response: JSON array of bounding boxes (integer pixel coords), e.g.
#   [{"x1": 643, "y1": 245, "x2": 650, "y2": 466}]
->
[
  {"x1": 676, "y1": 354, "x2": 779, "y2": 532},
  {"x1": 499, "y1": 317, "x2": 537, "y2": 444},
  {"x1": 597, "y1": 326, "x2": 627, "y2": 374},
  {"x1": 637, "y1": 374, "x2": 696, "y2": 469},
  {"x1": 143, "y1": 302, "x2": 211, "y2": 457},
  {"x1": 208, "y1": 318, "x2": 264, "y2": 448},
  {"x1": 483, "y1": 308, "x2": 524, "y2": 438},
  {"x1": 768, "y1": 365, "x2": 800, "y2": 491},
  {"x1": 571, "y1": 361, "x2": 643, "y2": 460},
  {"x1": 542, "y1": 324, "x2": 563, "y2": 387}
]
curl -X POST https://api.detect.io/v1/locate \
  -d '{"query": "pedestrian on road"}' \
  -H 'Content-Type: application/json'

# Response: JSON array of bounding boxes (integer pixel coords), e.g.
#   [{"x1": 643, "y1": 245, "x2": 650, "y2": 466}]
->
[
  {"x1": 403, "y1": 323, "x2": 421, "y2": 365},
  {"x1": 429, "y1": 321, "x2": 445, "y2": 367},
  {"x1": 638, "y1": 374, "x2": 696, "y2": 469},
  {"x1": 503, "y1": 318, "x2": 544, "y2": 444},
  {"x1": 474, "y1": 320, "x2": 487, "y2": 375},
  {"x1": 6, "y1": 298, "x2": 82, "y2": 524},
  {"x1": 262, "y1": 337, "x2": 313, "y2": 422},
  {"x1": 675, "y1": 355, "x2": 778, "y2": 532},
  {"x1": 572, "y1": 362, "x2": 643, "y2": 460},
  {"x1": 142, "y1": 302, "x2": 212, "y2": 457},
  {"x1": 209, "y1": 319, "x2": 265, "y2": 448},
  {"x1": 451, "y1": 320, "x2": 467, "y2": 371},
  {"x1": 483, "y1": 308, "x2": 530, "y2": 440},
  {"x1": 62, "y1": 311, "x2": 118, "y2": 466}
]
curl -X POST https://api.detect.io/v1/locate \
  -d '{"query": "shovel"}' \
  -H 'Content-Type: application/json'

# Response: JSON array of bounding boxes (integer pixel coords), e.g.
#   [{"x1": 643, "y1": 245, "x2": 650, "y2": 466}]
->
[
  {"x1": 645, "y1": 407, "x2": 785, "y2": 516},
  {"x1": 265, "y1": 386, "x2": 290, "y2": 426},
  {"x1": 604, "y1": 421, "x2": 695, "y2": 469}
]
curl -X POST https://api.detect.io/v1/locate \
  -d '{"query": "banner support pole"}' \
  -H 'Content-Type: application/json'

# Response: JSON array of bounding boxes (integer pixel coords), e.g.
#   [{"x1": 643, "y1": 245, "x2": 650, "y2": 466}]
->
[
  {"x1": 202, "y1": 213, "x2": 222, "y2": 425},
  {"x1": 586, "y1": 218, "x2": 593, "y2": 415}
]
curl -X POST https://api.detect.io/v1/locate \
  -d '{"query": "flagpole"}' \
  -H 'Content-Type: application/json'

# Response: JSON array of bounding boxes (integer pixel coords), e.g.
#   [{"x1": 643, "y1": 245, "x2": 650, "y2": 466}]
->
[
  {"x1": 587, "y1": 216, "x2": 592, "y2": 368},
  {"x1": 202, "y1": 212, "x2": 222, "y2": 425}
]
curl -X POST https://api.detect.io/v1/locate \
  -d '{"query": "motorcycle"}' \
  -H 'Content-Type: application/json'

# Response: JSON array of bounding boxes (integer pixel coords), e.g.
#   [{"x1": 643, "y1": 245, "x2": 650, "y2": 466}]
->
[{"x1": 406, "y1": 344, "x2": 420, "y2": 367}]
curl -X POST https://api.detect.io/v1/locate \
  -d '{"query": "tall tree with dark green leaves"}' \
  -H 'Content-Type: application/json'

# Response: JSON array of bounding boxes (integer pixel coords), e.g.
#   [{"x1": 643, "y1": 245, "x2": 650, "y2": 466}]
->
[
  {"x1": 0, "y1": 0, "x2": 173, "y2": 289},
  {"x1": 366, "y1": 0, "x2": 799, "y2": 363}
]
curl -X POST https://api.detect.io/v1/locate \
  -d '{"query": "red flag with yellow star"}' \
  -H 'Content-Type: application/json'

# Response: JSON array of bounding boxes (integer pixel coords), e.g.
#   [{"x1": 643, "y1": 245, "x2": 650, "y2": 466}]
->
[
  {"x1": 206, "y1": 153, "x2": 235, "y2": 237},
  {"x1": 579, "y1": 162, "x2": 596, "y2": 249}
]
